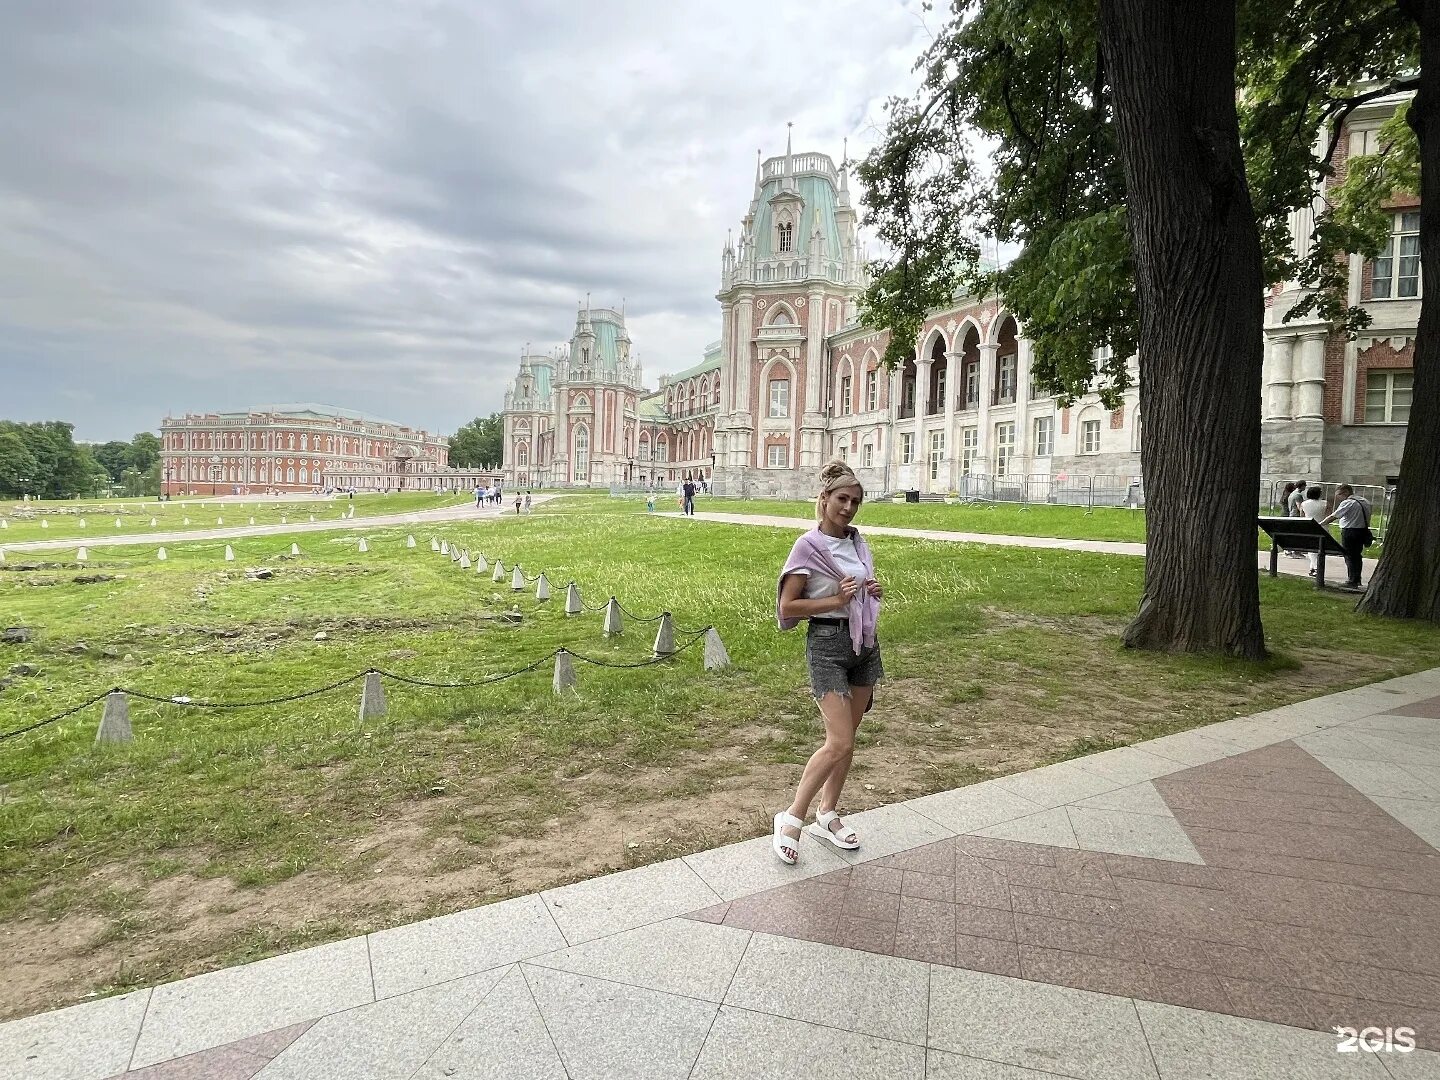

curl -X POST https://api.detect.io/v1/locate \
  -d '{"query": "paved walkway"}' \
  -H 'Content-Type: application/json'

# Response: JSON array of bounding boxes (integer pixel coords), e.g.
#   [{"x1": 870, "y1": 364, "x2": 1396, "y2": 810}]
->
[
  {"x1": 0, "y1": 498, "x2": 556, "y2": 557},
  {"x1": 6, "y1": 669, "x2": 1440, "y2": 1078},
  {"x1": 659, "y1": 511, "x2": 1379, "y2": 588}
]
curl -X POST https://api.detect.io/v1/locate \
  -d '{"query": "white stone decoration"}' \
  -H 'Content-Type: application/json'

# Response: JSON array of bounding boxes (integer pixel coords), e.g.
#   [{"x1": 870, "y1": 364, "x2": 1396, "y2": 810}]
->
[
  {"x1": 405, "y1": 535, "x2": 416, "y2": 548},
  {"x1": 224, "y1": 545, "x2": 234, "y2": 561},
  {"x1": 535, "y1": 573, "x2": 551, "y2": 601},
  {"x1": 552, "y1": 650, "x2": 576, "y2": 693},
  {"x1": 652, "y1": 612, "x2": 676, "y2": 657},
  {"x1": 358, "y1": 538, "x2": 369, "y2": 553},
  {"x1": 290, "y1": 543, "x2": 301, "y2": 555},
  {"x1": 96, "y1": 691, "x2": 132, "y2": 745},
  {"x1": 156, "y1": 548, "x2": 167, "y2": 560},
  {"x1": 430, "y1": 537, "x2": 439, "y2": 552},
  {"x1": 565, "y1": 582, "x2": 582, "y2": 616},
  {"x1": 703, "y1": 628, "x2": 731, "y2": 671},
  {"x1": 76, "y1": 546, "x2": 88, "y2": 562},
  {"x1": 511, "y1": 565, "x2": 524, "y2": 591},
  {"x1": 358, "y1": 671, "x2": 387, "y2": 721},
  {"x1": 603, "y1": 597, "x2": 622, "y2": 636},
  {"x1": 440, "y1": 541, "x2": 449, "y2": 555},
  {"x1": 492, "y1": 560, "x2": 506, "y2": 582},
  {"x1": 475, "y1": 553, "x2": 488, "y2": 572}
]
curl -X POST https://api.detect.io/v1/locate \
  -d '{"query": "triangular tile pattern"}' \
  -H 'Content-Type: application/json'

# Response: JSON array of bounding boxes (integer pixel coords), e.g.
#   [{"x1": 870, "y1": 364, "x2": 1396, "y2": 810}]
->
[
  {"x1": 104, "y1": 1020, "x2": 313, "y2": 1078},
  {"x1": 687, "y1": 738, "x2": 1440, "y2": 1049}
]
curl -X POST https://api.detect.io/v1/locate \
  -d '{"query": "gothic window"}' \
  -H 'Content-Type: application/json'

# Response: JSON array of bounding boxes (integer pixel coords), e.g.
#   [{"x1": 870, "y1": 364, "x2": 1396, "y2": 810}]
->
[
  {"x1": 574, "y1": 425, "x2": 590, "y2": 481},
  {"x1": 866, "y1": 368, "x2": 879, "y2": 411},
  {"x1": 768, "y1": 378, "x2": 790, "y2": 418},
  {"x1": 518, "y1": 444, "x2": 529, "y2": 466},
  {"x1": 778, "y1": 221, "x2": 794, "y2": 253},
  {"x1": 712, "y1": 380, "x2": 720, "y2": 405}
]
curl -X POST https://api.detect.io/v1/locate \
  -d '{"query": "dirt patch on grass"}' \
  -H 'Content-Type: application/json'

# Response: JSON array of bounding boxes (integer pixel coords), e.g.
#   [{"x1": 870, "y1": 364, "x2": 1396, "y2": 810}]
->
[{"x1": 0, "y1": 634, "x2": 1410, "y2": 1021}]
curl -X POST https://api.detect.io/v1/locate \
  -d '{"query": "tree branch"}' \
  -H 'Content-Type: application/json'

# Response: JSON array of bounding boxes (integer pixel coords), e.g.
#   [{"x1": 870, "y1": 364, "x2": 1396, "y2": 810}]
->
[{"x1": 1323, "y1": 77, "x2": 1422, "y2": 168}]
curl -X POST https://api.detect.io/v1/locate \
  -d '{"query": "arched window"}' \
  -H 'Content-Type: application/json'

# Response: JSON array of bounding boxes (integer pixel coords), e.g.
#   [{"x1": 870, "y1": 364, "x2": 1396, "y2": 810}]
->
[
  {"x1": 518, "y1": 443, "x2": 530, "y2": 466},
  {"x1": 778, "y1": 221, "x2": 794, "y2": 253},
  {"x1": 574, "y1": 425, "x2": 590, "y2": 481},
  {"x1": 286, "y1": 467, "x2": 296, "y2": 483},
  {"x1": 712, "y1": 380, "x2": 720, "y2": 406},
  {"x1": 299, "y1": 467, "x2": 308, "y2": 485}
]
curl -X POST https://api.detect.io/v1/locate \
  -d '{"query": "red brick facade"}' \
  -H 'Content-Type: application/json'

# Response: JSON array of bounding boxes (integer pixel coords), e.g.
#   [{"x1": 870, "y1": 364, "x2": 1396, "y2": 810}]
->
[{"x1": 1353, "y1": 338, "x2": 1416, "y2": 424}]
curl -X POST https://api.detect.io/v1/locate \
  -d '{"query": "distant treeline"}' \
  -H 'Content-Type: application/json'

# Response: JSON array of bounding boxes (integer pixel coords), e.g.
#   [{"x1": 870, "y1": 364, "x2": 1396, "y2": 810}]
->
[{"x1": 0, "y1": 421, "x2": 161, "y2": 499}]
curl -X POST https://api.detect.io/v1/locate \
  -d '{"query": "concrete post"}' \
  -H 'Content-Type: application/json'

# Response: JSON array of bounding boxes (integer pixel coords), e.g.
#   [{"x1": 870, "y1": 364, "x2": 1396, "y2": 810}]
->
[
  {"x1": 76, "y1": 546, "x2": 88, "y2": 562},
  {"x1": 224, "y1": 545, "x2": 234, "y2": 561},
  {"x1": 511, "y1": 565, "x2": 525, "y2": 591},
  {"x1": 0, "y1": 549, "x2": 5, "y2": 564},
  {"x1": 149, "y1": 518, "x2": 157, "y2": 527},
  {"x1": 652, "y1": 612, "x2": 676, "y2": 657},
  {"x1": 358, "y1": 671, "x2": 387, "y2": 722},
  {"x1": 603, "y1": 597, "x2": 623, "y2": 636},
  {"x1": 552, "y1": 650, "x2": 576, "y2": 693},
  {"x1": 156, "y1": 548, "x2": 166, "y2": 560},
  {"x1": 460, "y1": 553, "x2": 471, "y2": 569},
  {"x1": 216, "y1": 517, "x2": 223, "y2": 525},
  {"x1": 440, "y1": 540, "x2": 449, "y2": 555},
  {"x1": 248, "y1": 517, "x2": 255, "y2": 525},
  {"x1": 566, "y1": 582, "x2": 582, "y2": 615},
  {"x1": 430, "y1": 537, "x2": 439, "y2": 551},
  {"x1": 535, "y1": 573, "x2": 551, "y2": 601},
  {"x1": 290, "y1": 543, "x2": 300, "y2": 555},
  {"x1": 95, "y1": 691, "x2": 132, "y2": 744},
  {"x1": 405, "y1": 535, "x2": 416, "y2": 548},
  {"x1": 492, "y1": 560, "x2": 506, "y2": 582},
  {"x1": 475, "y1": 553, "x2": 488, "y2": 572},
  {"x1": 703, "y1": 628, "x2": 731, "y2": 671},
  {"x1": 358, "y1": 538, "x2": 369, "y2": 553}
]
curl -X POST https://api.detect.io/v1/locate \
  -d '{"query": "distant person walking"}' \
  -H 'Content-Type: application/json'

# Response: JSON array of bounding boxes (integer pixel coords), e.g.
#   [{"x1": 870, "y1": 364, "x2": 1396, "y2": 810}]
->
[
  {"x1": 682, "y1": 478, "x2": 696, "y2": 516},
  {"x1": 474, "y1": 485, "x2": 483, "y2": 508},
  {"x1": 523, "y1": 491, "x2": 532, "y2": 513},
  {"x1": 514, "y1": 491, "x2": 523, "y2": 515},
  {"x1": 1320, "y1": 484, "x2": 1373, "y2": 591},
  {"x1": 771, "y1": 459, "x2": 884, "y2": 865},
  {"x1": 1287, "y1": 480, "x2": 1306, "y2": 517}
]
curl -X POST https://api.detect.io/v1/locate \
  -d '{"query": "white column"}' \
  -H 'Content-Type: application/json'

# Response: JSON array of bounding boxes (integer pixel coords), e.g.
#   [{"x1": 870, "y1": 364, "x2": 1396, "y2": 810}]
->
[
  {"x1": 719, "y1": 301, "x2": 735, "y2": 414},
  {"x1": 943, "y1": 351, "x2": 960, "y2": 488},
  {"x1": 1294, "y1": 331, "x2": 1326, "y2": 421},
  {"x1": 1264, "y1": 335, "x2": 1295, "y2": 421},
  {"x1": 976, "y1": 344, "x2": 998, "y2": 472},
  {"x1": 1014, "y1": 337, "x2": 1033, "y2": 469}
]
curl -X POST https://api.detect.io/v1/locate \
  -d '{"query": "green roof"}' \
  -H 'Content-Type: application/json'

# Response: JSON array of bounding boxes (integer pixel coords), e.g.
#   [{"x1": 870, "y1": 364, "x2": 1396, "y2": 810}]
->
[
  {"x1": 666, "y1": 342, "x2": 723, "y2": 383},
  {"x1": 753, "y1": 174, "x2": 842, "y2": 260}
]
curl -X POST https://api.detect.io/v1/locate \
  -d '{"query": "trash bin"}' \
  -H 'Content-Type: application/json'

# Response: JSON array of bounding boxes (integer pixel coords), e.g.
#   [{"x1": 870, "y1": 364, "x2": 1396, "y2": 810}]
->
[{"x1": 905, "y1": 489, "x2": 920, "y2": 503}]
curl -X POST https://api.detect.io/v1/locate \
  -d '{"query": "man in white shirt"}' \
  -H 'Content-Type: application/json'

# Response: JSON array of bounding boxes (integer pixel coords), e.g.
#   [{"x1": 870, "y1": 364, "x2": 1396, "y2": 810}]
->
[{"x1": 1320, "y1": 484, "x2": 1372, "y2": 590}]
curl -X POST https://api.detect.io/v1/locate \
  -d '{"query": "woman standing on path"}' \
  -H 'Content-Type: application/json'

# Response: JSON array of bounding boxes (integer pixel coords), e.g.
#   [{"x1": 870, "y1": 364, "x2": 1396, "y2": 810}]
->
[{"x1": 772, "y1": 460, "x2": 884, "y2": 864}]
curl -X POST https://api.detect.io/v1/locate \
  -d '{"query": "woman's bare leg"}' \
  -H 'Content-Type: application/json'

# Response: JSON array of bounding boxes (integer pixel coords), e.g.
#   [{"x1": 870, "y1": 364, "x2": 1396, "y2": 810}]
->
[
  {"x1": 778, "y1": 692, "x2": 857, "y2": 852},
  {"x1": 818, "y1": 685, "x2": 871, "y2": 827}
]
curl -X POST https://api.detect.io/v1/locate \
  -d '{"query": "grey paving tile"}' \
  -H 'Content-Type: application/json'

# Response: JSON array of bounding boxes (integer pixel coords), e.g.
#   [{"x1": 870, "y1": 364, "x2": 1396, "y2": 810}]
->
[
  {"x1": 928, "y1": 965, "x2": 1158, "y2": 1080},
  {"x1": 1314, "y1": 756, "x2": 1440, "y2": 803},
  {"x1": 0, "y1": 988, "x2": 150, "y2": 1080},
  {"x1": 1071, "y1": 747, "x2": 1190, "y2": 786},
  {"x1": 1138, "y1": 731, "x2": 1247, "y2": 767},
  {"x1": 907, "y1": 781, "x2": 1043, "y2": 836},
  {"x1": 1071, "y1": 781, "x2": 1175, "y2": 818},
  {"x1": 125, "y1": 1045, "x2": 268, "y2": 1078},
  {"x1": 368, "y1": 894, "x2": 565, "y2": 999},
  {"x1": 411, "y1": 967, "x2": 565, "y2": 1080},
  {"x1": 972, "y1": 808, "x2": 1078, "y2": 849},
  {"x1": 131, "y1": 938, "x2": 372, "y2": 1069},
  {"x1": 540, "y1": 858, "x2": 721, "y2": 945},
  {"x1": 992, "y1": 763, "x2": 1121, "y2": 810},
  {"x1": 683, "y1": 832, "x2": 848, "y2": 902},
  {"x1": 724, "y1": 932, "x2": 929, "y2": 1045},
  {"x1": 926, "y1": 1050, "x2": 1078, "y2": 1078},
  {"x1": 1066, "y1": 806, "x2": 1206, "y2": 863},
  {"x1": 255, "y1": 969, "x2": 504, "y2": 1080},
  {"x1": 690, "y1": 1005, "x2": 925, "y2": 1080},
  {"x1": 1200, "y1": 717, "x2": 1312, "y2": 750},
  {"x1": 1371, "y1": 796, "x2": 1440, "y2": 852},
  {"x1": 526, "y1": 917, "x2": 750, "y2": 1002},
  {"x1": 524, "y1": 964, "x2": 717, "y2": 1079},
  {"x1": 1379, "y1": 1047, "x2": 1440, "y2": 1078},
  {"x1": 1134, "y1": 999, "x2": 1382, "y2": 1078},
  {"x1": 1349, "y1": 714, "x2": 1440, "y2": 743},
  {"x1": 829, "y1": 802, "x2": 957, "y2": 864},
  {"x1": 1297, "y1": 732, "x2": 1440, "y2": 768}
]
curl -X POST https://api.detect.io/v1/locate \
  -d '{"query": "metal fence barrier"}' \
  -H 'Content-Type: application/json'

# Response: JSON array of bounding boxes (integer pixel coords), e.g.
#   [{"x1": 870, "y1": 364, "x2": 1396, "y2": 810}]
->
[{"x1": 1259, "y1": 477, "x2": 1395, "y2": 542}]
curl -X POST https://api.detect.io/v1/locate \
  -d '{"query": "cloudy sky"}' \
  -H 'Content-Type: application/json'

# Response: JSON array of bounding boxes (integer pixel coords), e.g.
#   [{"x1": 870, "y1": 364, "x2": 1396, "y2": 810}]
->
[{"x1": 0, "y1": 0, "x2": 934, "y2": 441}]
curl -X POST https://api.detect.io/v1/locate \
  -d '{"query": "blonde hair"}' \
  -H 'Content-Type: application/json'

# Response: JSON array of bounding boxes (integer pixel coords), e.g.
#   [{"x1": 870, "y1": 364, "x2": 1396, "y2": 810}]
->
[{"x1": 815, "y1": 458, "x2": 864, "y2": 520}]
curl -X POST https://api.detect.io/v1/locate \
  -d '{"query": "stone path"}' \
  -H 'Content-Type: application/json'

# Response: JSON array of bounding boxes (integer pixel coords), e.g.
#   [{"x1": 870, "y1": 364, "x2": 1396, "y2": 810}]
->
[
  {"x1": 6, "y1": 669, "x2": 1440, "y2": 1078},
  {"x1": 0, "y1": 498, "x2": 556, "y2": 557},
  {"x1": 660, "y1": 511, "x2": 1379, "y2": 587}
]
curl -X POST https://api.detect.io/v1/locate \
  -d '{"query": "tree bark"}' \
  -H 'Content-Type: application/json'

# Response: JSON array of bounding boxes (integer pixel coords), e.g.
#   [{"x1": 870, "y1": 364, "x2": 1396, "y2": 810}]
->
[
  {"x1": 1358, "y1": 0, "x2": 1440, "y2": 622},
  {"x1": 1100, "y1": 0, "x2": 1268, "y2": 659}
]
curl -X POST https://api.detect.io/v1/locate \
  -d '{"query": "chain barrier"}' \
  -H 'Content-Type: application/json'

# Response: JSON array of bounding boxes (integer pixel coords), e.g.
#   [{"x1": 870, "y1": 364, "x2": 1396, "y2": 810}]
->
[
  {"x1": 0, "y1": 688, "x2": 115, "y2": 742},
  {"x1": 613, "y1": 600, "x2": 666, "y2": 624},
  {"x1": 567, "y1": 630, "x2": 710, "y2": 668},
  {"x1": 119, "y1": 672, "x2": 368, "y2": 709},
  {"x1": 368, "y1": 652, "x2": 558, "y2": 689}
]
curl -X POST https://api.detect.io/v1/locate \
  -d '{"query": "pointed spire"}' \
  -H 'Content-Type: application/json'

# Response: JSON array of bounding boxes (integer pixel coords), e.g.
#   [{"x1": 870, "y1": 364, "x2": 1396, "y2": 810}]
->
[
  {"x1": 754, "y1": 147, "x2": 762, "y2": 189},
  {"x1": 786, "y1": 121, "x2": 793, "y2": 163}
]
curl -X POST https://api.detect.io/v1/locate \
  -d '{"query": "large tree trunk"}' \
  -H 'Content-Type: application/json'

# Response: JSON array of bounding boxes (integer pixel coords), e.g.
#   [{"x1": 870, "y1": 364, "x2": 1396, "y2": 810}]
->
[
  {"x1": 1100, "y1": 0, "x2": 1268, "y2": 659},
  {"x1": 1358, "y1": 0, "x2": 1440, "y2": 622}
]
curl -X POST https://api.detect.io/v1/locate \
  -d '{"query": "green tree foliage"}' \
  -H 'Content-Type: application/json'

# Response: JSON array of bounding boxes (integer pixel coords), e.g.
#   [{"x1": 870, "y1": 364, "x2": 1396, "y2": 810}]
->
[
  {"x1": 93, "y1": 440, "x2": 133, "y2": 482},
  {"x1": 0, "y1": 432, "x2": 39, "y2": 496},
  {"x1": 129, "y1": 431, "x2": 161, "y2": 475},
  {"x1": 448, "y1": 414, "x2": 504, "y2": 469}
]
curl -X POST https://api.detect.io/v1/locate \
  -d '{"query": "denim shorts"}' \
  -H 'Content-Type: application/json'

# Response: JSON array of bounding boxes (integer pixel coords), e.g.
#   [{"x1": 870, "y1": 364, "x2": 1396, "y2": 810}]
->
[{"x1": 805, "y1": 619, "x2": 884, "y2": 699}]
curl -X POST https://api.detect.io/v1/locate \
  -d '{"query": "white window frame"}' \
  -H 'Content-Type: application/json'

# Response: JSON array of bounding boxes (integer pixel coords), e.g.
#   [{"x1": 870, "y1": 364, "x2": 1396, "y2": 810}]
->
[
  {"x1": 1372, "y1": 212, "x2": 1421, "y2": 299},
  {"x1": 865, "y1": 369, "x2": 878, "y2": 411},
  {"x1": 768, "y1": 378, "x2": 790, "y2": 418},
  {"x1": 1033, "y1": 416, "x2": 1054, "y2": 458},
  {"x1": 862, "y1": 441, "x2": 874, "y2": 468},
  {"x1": 960, "y1": 427, "x2": 978, "y2": 475},
  {"x1": 1081, "y1": 418, "x2": 1102, "y2": 455},
  {"x1": 766, "y1": 443, "x2": 787, "y2": 468},
  {"x1": 994, "y1": 422, "x2": 1015, "y2": 478},
  {"x1": 1364, "y1": 369, "x2": 1413, "y2": 424},
  {"x1": 574, "y1": 425, "x2": 590, "y2": 480},
  {"x1": 900, "y1": 432, "x2": 915, "y2": 465},
  {"x1": 995, "y1": 355, "x2": 1017, "y2": 403},
  {"x1": 840, "y1": 374, "x2": 853, "y2": 415},
  {"x1": 928, "y1": 430, "x2": 945, "y2": 481}
]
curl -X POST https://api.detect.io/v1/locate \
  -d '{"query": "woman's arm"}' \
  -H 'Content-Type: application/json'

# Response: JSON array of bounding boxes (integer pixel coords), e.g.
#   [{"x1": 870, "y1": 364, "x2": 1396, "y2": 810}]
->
[{"x1": 779, "y1": 571, "x2": 854, "y2": 621}]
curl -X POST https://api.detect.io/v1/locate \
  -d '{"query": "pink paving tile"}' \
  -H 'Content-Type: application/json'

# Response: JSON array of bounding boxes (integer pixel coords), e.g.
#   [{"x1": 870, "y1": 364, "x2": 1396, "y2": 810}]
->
[
  {"x1": 114, "y1": 1046, "x2": 269, "y2": 1079},
  {"x1": 685, "y1": 902, "x2": 731, "y2": 924},
  {"x1": 1384, "y1": 694, "x2": 1440, "y2": 718},
  {"x1": 227, "y1": 1020, "x2": 316, "y2": 1061},
  {"x1": 680, "y1": 737, "x2": 1440, "y2": 1043}
]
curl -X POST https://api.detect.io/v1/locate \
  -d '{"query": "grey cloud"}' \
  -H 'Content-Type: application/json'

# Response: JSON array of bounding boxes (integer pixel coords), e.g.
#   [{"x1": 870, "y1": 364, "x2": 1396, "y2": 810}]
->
[{"x1": 0, "y1": 0, "x2": 929, "y2": 440}]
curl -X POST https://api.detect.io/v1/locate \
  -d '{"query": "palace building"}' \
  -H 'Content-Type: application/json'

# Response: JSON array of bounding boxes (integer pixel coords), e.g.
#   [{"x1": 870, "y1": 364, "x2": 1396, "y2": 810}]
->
[
  {"x1": 502, "y1": 111, "x2": 1413, "y2": 495},
  {"x1": 159, "y1": 404, "x2": 451, "y2": 495}
]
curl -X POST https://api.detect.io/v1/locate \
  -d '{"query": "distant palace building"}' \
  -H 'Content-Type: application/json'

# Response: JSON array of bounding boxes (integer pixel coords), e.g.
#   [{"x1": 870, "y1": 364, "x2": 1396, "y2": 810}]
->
[{"x1": 159, "y1": 404, "x2": 452, "y2": 495}]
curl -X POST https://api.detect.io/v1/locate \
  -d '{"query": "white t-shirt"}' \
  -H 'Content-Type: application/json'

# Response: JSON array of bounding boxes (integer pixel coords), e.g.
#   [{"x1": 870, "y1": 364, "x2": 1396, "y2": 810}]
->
[
  {"x1": 791, "y1": 535, "x2": 868, "y2": 620},
  {"x1": 1300, "y1": 498, "x2": 1327, "y2": 522}
]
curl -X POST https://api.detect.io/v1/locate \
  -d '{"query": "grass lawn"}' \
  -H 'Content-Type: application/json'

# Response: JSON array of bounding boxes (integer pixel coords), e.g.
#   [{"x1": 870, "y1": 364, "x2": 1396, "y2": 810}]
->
[
  {"x1": 1, "y1": 508, "x2": 1437, "y2": 1019},
  {"x1": 0, "y1": 491, "x2": 472, "y2": 545}
]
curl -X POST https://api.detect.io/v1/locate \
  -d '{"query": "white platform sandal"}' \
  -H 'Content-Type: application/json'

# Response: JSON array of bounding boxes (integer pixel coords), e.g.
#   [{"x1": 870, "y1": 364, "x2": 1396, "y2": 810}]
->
[
  {"x1": 808, "y1": 810, "x2": 860, "y2": 850},
  {"x1": 772, "y1": 812, "x2": 804, "y2": 865}
]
